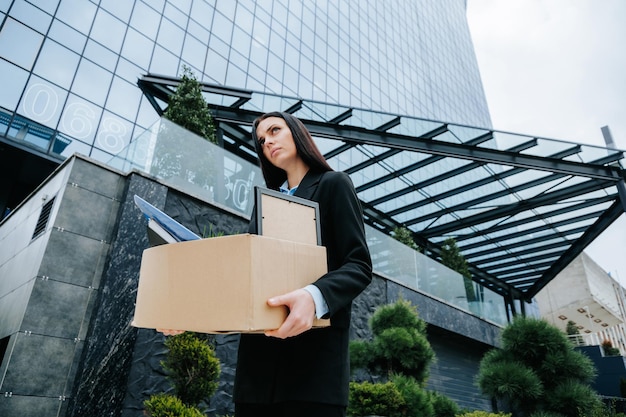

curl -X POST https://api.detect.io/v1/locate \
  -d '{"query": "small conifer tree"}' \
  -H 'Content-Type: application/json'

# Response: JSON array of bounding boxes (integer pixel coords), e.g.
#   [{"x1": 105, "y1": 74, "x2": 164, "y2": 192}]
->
[{"x1": 440, "y1": 237, "x2": 477, "y2": 302}]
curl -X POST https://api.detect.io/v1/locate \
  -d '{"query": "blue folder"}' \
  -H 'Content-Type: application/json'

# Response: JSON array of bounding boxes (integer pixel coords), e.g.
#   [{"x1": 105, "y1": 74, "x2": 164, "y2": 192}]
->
[{"x1": 134, "y1": 195, "x2": 200, "y2": 243}]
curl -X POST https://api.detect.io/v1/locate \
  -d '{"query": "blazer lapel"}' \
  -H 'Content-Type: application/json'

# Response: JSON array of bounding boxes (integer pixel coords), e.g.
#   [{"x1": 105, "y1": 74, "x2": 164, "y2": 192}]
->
[{"x1": 294, "y1": 170, "x2": 324, "y2": 200}]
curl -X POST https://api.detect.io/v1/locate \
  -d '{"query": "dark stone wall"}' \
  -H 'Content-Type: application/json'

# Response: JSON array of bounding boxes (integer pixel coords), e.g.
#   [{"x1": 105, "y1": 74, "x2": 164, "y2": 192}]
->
[{"x1": 68, "y1": 173, "x2": 168, "y2": 417}]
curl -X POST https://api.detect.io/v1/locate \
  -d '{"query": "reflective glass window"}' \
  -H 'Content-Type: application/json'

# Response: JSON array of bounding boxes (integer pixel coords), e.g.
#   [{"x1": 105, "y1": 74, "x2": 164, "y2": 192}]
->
[
  {"x1": 149, "y1": 45, "x2": 179, "y2": 76},
  {"x1": 99, "y1": 0, "x2": 133, "y2": 22},
  {"x1": 0, "y1": 0, "x2": 10, "y2": 13},
  {"x1": 190, "y1": 1, "x2": 214, "y2": 28},
  {"x1": 181, "y1": 34, "x2": 206, "y2": 71},
  {"x1": 121, "y1": 28, "x2": 153, "y2": 70},
  {"x1": 225, "y1": 62, "x2": 246, "y2": 88},
  {"x1": 157, "y1": 17, "x2": 184, "y2": 56},
  {"x1": 27, "y1": 0, "x2": 59, "y2": 15},
  {"x1": 19, "y1": 75, "x2": 68, "y2": 129},
  {"x1": 95, "y1": 110, "x2": 132, "y2": 154},
  {"x1": 10, "y1": 0, "x2": 52, "y2": 34},
  {"x1": 116, "y1": 57, "x2": 143, "y2": 84},
  {"x1": 56, "y1": 0, "x2": 97, "y2": 35},
  {"x1": 84, "y1": 39, "x2": 118, "y2": 72},
  {"x1": 168, "y1": 0, "x2": 191, "y2": 14},
  {"x1": 72, "y1": 58, "x2": 113, "y2": 105},
  {"x1": 187, "y1": 19, "x2": 210, "y2": 44},
  {"x1": 130, "y1": 1, "x2": 160, "y2": 40},
  {"x1": 58, "y1": 94, "x2": 102, "y2": 144},
  {"x1": 212, "y1": 11, "x2": 233, "y2": 44},
  {"x1": 215, "y1": 1, "x2": 236, "y2": 20},
  {"x1": 135, "y1": 96, "x2": 159, "y2": 130},
  {"x1": 232, "y1": 25, "x2": 251, "y2": 57},
  {"x1": 163, "y1": 2, "x2": 187, "y2": 28},
  {"x1": 204, "y1": 49, "x2": 228, "y2": 85},
  {"x1": 90, "y1": 8, "x2": 126, "y2": 53},
  {"x1": 0, "y1": 59, "x2": 28, "y2": 111},
  {"x1": 106, "y1": 76, "x2": 142, "y2": 122},
  {"x1": 48, "y1": 19, "x2": 86, "y2": 53},
  {"x1": 33, "y1": 39, "x2": 79, "y2": 90},
  {"x1": 234, "y1": 3, "x2": 253, "y2": 33},
  {"x1": 0, "y1": 18, "x2": 43, "y2": 70}
]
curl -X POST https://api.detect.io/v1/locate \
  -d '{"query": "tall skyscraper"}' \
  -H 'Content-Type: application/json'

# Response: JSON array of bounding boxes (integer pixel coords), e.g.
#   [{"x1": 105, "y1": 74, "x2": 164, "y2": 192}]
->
[{"x1": 0, "y1": 0, "x2": 490, "y2": 196}]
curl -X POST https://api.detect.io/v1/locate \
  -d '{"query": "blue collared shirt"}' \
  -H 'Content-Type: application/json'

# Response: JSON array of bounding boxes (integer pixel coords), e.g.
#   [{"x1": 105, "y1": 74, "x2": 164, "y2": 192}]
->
[{"x1": 279, "y1": 181, "x2": 329, "y2": 319}]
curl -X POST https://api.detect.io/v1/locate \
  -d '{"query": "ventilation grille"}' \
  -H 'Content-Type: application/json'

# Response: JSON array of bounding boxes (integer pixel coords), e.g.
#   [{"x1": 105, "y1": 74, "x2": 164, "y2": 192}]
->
[{"x1": 32, "y1": 197, "x2": 55, "y2": 239}]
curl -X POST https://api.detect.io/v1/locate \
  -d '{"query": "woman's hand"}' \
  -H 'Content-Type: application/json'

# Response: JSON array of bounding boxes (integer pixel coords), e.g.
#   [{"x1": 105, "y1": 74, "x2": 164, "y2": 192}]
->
[
  {"x1": 157, "y1": 329, "x2": 185, "y2": 336},
  {"x1": 265, "y1": 289, "x2": 316, "y2": 339}
]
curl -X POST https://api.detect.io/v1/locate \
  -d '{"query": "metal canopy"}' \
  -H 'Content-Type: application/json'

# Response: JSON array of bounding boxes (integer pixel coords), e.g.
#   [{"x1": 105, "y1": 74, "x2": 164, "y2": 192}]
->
[{"x1": 138, "y1": 74, "x2": 626, "y2": 304}]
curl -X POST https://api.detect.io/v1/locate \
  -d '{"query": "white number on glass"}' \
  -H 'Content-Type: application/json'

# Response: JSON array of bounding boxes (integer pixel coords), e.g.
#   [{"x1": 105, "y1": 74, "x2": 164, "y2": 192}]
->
[
  {"x1": 61, "y1": 102, "x2": 95, "y2": 140},
  {"x1": 22, "y1": 83, "x2": 58, "y2": 123},
  {"x1": 97, "y1": 117, "x2": 127, "y2": 153}
]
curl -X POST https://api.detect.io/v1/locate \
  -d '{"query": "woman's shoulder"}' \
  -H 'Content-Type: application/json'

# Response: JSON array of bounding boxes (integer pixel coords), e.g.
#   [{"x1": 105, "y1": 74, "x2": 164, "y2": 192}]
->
[
  {"x1": 320, "y1": 170, "x2": 351, "y2": 185},
  {"x1": 318, "y1": 170, "x2": 355, "y2": 194}
]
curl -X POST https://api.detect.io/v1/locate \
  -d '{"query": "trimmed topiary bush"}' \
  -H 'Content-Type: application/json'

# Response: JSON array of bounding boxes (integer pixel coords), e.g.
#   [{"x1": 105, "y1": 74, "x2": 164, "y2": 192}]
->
[
  {"x1": 348, "y1": 381, "x2": 406, "y2": 417},
  {"x1": 144, "y1": 393, "x2": 204, "y2": 417},
  {"x1": 162, "y1": 332, "x2": 221, "y2": 407}
]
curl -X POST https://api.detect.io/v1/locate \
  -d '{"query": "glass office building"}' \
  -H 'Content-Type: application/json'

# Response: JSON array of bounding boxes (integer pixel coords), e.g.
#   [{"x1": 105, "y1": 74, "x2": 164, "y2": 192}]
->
[{"x1": 0, "y1": 0, "x2": 491, "y2": 168}]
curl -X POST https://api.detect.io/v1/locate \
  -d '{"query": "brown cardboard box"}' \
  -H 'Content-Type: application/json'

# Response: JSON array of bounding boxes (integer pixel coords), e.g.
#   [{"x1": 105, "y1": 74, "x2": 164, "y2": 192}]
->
[{"x1": 132, "y1": 234, "x2": 329, "y2": 333}]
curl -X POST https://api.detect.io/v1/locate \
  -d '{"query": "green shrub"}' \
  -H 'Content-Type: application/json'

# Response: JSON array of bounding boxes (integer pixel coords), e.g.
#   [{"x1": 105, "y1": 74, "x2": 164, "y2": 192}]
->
[
  {"x1": 456, "y1": 412, "x2": 511, "y2": 417},
  {"x1": 544, "y1": 380, "x2": 602, "y2": 417},
  {"x1": 162, "y1": 332, "x2": 221, "y2": 406},
  {"x1": 370, "y1": 298, "x2": 426, "y2": 337},
  {"x1": 348, "y1": 381, "x2": 406, "y2": 417},
  {"x1": 373, "y1": 326, "x2": 434, "y2": 381},
  {"x1": 428, "y1": 390, "x2": 459, "y2": 417},
  {"x1": 391, "y1": 374, "x2": 433, "y2": 417},
  {"x1": 144, "y1": 393, "x2": 204, "y2": 417}
]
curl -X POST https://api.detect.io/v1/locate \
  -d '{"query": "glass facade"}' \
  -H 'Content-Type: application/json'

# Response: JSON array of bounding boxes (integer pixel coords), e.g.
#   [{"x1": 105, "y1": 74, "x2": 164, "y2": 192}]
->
[{"x1": 0, "y1": 0, "x2": 492, "y2": 164}]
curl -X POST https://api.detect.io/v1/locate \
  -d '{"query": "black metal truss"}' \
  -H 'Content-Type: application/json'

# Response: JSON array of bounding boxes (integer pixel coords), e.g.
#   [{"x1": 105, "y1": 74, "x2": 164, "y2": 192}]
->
[{"x1": 137, "y1": 74, "x2": 626, "y2": 303}]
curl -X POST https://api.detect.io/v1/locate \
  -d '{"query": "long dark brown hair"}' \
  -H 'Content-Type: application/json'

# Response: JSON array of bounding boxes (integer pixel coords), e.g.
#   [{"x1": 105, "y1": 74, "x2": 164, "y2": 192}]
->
[{"x1": 252, "y1": 112, "x2": 333, "y2": 190}]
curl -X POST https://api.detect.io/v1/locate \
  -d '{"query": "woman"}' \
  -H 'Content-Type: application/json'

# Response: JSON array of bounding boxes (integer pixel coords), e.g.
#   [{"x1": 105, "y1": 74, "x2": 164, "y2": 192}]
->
[{"x1": 234, "y1": 112, "x2": 372, "y2": 417}]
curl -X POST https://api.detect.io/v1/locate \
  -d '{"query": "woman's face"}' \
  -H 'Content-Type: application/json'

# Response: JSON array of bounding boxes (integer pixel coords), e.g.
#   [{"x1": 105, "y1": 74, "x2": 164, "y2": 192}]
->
[{"x1": 256, "y1": 116, "x2": 301, "y2": 171}]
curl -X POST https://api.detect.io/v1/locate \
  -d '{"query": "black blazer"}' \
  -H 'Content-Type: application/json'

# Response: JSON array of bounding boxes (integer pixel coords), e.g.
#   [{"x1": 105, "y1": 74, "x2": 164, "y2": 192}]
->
[{"x1": 234, "y1": 169, "x2": 372, "y2": 406}]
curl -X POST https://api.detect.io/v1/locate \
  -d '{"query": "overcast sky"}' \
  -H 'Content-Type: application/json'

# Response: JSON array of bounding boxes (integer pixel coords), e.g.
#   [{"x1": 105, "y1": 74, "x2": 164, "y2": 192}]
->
[{"x1": 466, "y1": 0, "x2": 626, "y2": 285}]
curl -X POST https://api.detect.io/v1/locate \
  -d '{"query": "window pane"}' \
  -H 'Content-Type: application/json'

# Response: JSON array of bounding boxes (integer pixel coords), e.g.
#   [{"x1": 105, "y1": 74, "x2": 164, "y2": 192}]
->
[
  {"x1": 33, "y1": 39, "x2": 80, "y2": 89},
  {"x1": 90, "y1": 9, "x2": 126, "y2": 53},
  {"x1": 106, "y1": 76, "x2": 142, "y2": 122},
  {"x1": 181, "y1": 34, "x2": 206, "y2": 71},
  {"x1": 27, "y1": 0, "x2": 59, "y2": 15},
  {"x1": 157, "y1": 17, "x2": 184, "y2": 56},
  {"x1": 59, "y1": 94, "x2": 102, "y2": 143},
  {"x1": 9, "y1": 0, "x2": 52, "y2": 34},
  {"x1": 99, "y1": 0, "x2": 133, "y2": 22},
  {"x1": 163, "y1": 2, "x2": 187, "y2": 28},
  {"x1": 55, "y1": 0, "x2": 97, "y2": 35},
  {"x1": 130, "y1": 1, "x2": 160, "y2": 40},
  {"x1": 83, "y1": 39, "x2": 118, "y2": 72},
  {"x1": 19, "y1": 76, "x2": 67, "y2": 129},
  {"x1": 72, "y1": 58, "x2": 113, "y2": 104},
  {"x1": 149, "y1": 45, "x2": 179, "y2": 76},
  {"x1": 48, "y1": 19, "x2": 86, "y2": 53},
  {"x1": 115, "y1": 57, "x2": 143, "y2": 84},
  {"x1": 0, "y1": 59, "x2": 28, "y2": 111},
  {"x1": 121, "y1": 28, "x2": 153, "y2": 70},
  {"x1": 0, "y1": 18, "x2": 43, "y2": 69}
]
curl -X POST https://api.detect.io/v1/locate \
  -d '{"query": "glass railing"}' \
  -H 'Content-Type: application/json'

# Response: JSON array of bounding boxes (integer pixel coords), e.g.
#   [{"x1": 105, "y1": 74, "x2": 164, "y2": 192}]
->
[{"x1": 109, "y1": 117, "x2": 507, "y2": 326}]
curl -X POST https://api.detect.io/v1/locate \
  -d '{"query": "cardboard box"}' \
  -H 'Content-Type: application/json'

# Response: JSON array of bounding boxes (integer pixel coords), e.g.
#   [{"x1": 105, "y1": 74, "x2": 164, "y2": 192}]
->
[{"x1": 132, "y1": 234, "x2": 329, "y2": 333}]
